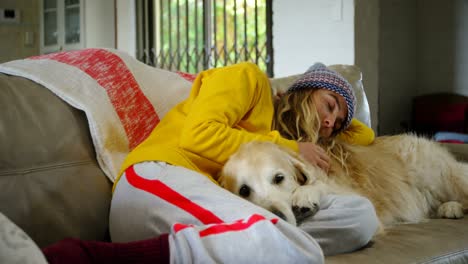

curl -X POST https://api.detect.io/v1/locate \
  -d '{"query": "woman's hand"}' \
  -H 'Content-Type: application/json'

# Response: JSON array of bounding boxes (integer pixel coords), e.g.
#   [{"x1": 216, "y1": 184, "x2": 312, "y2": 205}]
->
[{"x1": 297, "y1": 142, "x2": 330, "y2": 172}]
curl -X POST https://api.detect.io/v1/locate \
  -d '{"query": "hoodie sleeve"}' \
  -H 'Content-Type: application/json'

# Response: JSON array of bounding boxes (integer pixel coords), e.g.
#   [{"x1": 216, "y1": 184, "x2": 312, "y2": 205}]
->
[
  {"x1": 179, "y1": 62, "x2": 298, "y2": 165},
  {"x1": 337, "y1": 118, "x2": 375, "y2": 145}
]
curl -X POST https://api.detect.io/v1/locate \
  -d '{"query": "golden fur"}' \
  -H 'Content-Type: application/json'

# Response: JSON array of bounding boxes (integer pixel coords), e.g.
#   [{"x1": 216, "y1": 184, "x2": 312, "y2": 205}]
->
[{"x1": 219, "y1": 135, "x2": 468, "y2": 230}]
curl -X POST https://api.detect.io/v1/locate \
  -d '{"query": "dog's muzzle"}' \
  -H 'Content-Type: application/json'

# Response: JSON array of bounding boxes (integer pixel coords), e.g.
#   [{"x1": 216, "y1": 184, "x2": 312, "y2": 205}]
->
[{"x1": 271, "y1": 208, "x2": 287, "y2": 222}]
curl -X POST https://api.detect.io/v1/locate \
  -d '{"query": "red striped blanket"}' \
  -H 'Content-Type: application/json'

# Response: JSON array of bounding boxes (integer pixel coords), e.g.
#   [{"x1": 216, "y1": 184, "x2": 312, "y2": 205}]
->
[{"x1": 0, "y1": 48, "x2": 195, "y2": 182}]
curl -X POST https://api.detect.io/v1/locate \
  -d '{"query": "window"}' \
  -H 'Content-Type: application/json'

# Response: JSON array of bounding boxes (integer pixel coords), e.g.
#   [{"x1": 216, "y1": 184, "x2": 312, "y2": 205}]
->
[{"x1": 136, "y1": 0, "x2": 273, "y2": 76}]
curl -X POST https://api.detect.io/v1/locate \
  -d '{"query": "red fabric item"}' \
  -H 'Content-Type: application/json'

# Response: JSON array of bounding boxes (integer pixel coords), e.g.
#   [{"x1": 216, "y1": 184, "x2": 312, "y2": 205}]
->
[
  {"x1": 31, "y1": 49, "x2": 160, "y2": 150},
  {"x1": 413, "y1": 93, "x2": 468, "y2": 135},
  {"x1": 176, "y1": 71, "x2": 197, "y2": 82},
  {"x1": 125, "y1": 165, "x2": 224, "y2": 225},
  {"x1": 436, "y1": 139, "x2": 465, "y2": 144},
  {"x1": 414, "y1": 103, "x2": 468, "y2": 133},
  {"x1": 42, "y1": 234, "x2": 170, "y2": 264}
]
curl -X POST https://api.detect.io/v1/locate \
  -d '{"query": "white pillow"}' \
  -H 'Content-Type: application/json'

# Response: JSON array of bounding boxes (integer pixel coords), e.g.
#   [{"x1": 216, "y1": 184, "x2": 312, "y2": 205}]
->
[{"x1": 0, "y1": 212, "x2": 47, "y2": 264}]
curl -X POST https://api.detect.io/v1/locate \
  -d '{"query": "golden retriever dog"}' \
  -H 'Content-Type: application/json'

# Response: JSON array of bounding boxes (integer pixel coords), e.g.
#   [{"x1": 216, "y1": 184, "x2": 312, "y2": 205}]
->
[{"x1": 219, "y1": 135, "x2": 468, "y2": 229}]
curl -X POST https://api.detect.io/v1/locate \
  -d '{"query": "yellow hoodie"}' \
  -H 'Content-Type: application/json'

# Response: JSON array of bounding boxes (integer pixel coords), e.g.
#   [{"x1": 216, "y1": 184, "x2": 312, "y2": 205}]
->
[
  {"x1": 338, "y1": 118, "x2": 375, "y2": 145},
  {"x1": 115, "y1": 62, "x2": 374, "y2": 188}
]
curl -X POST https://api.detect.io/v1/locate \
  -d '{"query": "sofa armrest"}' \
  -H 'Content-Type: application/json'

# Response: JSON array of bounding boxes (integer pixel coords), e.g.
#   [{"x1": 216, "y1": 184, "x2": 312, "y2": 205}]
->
[{"x1": 0, "y1": 73, "x2": 112, "y2": 247}]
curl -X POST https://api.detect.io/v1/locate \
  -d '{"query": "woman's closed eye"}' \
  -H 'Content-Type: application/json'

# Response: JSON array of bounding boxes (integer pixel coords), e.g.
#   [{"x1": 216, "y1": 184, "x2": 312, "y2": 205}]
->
[
  {"x1": 327, "y1": 97, "x2": 337, "y2": 113},
  {"x1": 327, "y1": 102, "x2": 333, "y2": 112}
]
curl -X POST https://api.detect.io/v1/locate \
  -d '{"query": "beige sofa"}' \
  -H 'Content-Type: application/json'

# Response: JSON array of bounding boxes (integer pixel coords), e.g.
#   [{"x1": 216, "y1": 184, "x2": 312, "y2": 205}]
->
[{"x1": 1, "y1": 63, "x2": 468, "y2": 263}]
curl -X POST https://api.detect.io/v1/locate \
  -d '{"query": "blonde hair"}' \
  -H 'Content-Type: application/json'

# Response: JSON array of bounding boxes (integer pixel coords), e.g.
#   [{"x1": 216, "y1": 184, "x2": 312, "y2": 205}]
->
[
  {"x1": 272, "y1": 90, "x2": 321, "y2": 143},
  {"x1": 272, "y1": 90, "x2": 349, "y2": 168}
]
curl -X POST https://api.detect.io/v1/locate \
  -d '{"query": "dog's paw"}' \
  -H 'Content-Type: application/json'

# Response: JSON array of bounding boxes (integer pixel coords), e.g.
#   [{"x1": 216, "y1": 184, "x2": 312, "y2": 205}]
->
[
  {"x1": 437, "y1": 201, "x2": 464, "y2": 219},
  {"x1": 291, "y1": 186, "x2": 321, "y2": 223}
]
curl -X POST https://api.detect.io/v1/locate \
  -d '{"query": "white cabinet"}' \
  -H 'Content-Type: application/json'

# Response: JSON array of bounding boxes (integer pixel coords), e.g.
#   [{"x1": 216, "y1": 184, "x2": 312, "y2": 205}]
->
[{"x1": 40, "y1": 0, "x2": 115, "y2": 54}]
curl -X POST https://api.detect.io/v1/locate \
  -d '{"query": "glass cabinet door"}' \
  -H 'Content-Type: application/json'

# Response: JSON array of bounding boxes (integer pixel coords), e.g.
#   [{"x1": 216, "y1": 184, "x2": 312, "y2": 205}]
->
[
  {"x1": 64, "y1": 0, "x2": 80, "y2": 44},
  {"x1": 41, "y1": 0, "x2": 83, "y2": 54},
  {"x1": 43, "y1": 0, "x2": 58, "y2": 46}
]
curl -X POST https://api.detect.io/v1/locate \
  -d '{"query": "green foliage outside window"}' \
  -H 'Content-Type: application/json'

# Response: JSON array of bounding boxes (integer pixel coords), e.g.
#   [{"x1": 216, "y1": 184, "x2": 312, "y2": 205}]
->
[{"x1": 157, "y1": 0, "x2": 269, "y2": 74}]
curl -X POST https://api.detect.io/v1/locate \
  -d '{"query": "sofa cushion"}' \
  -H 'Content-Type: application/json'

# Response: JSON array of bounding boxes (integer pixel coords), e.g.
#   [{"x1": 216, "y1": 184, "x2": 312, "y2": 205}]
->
[
  {"x1": 326, "y1": 217, "x2": 468, "y2": 264},
  {"x1": 0, "y1": 73, "x2": 112, "y2": 247}
]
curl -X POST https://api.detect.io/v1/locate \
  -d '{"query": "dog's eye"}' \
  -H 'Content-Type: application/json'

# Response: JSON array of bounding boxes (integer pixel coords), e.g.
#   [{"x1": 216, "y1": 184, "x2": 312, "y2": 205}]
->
[
  {"x1": 239, "y1": 184, "x2": 251, "y2": 197},
  {"x1": 273, "y1": 173, "x2": 284, "y2": 184}
]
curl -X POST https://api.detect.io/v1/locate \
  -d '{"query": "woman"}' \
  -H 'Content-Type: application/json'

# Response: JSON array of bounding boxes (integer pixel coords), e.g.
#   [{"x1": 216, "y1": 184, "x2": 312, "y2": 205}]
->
[
  {"x1": 273, "y1": 62, "x2": 374, "y2": 171},
  {"x1": 44, "y1": 62, "x2": 378, "y2": 264}
]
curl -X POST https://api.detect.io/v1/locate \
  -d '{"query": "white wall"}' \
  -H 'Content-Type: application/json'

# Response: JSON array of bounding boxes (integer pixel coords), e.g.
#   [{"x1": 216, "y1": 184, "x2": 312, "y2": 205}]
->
[
  {"x1": 417, "y1": 0, "x2": 455, "y2": 96},
  {"x1": 116, "y1": 0, "x2": 136, "y2": 58},
  {"x1": 0, "y1": 0, "x2": 40, "y2": 63},
  {"x1": 355, "y1": 0, "x2": 379, "y2": 133},
  {"x1": 273, "y1": 0, "x2": 354, "y2": 77},
  {"x1": 453, "y1": 0, "x2": 468, "y2": 97},
  {"x1": 84, "y1": 0, "x2": 115, "y2": 48},
  {"x1": 378, "y1": 0, "x2": 417, "y2": 135},
  {"x1": 416, "y1": 0, "x2": 468, "y2": 97},
  {"x1": 454, "y1": 0, "x2": 468, "y2": 96}
]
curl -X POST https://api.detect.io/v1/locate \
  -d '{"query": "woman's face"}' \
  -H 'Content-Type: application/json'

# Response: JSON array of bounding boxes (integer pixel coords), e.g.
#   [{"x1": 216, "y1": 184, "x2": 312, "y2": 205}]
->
[{"x1": 311, "y1": 89, "x2": 348, "y2": 139}]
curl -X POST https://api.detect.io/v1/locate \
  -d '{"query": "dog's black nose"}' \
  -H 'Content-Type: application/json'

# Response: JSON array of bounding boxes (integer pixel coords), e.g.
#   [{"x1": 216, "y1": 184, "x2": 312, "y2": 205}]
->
[
  {"x1": 293, "y1": 205, "x2": 318, "y2": 225},
  {"x1": 293, "y1": 206, "x2": 311, "y2": 215},
  {"x1": 271, "y1": 208, "x2": 287, "y2": 221}
]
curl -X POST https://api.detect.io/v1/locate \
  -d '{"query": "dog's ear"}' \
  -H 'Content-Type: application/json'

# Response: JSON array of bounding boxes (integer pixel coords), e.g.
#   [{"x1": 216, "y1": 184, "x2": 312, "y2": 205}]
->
[{"x1": 285, "y1": 150, "x2": 315, "y2": 185}]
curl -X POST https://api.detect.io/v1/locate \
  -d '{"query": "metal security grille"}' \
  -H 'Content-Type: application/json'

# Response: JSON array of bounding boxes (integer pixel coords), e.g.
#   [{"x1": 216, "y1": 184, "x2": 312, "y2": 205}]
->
[{"x1": 136, "y1": 0, "x2": 273, "y2": 76}]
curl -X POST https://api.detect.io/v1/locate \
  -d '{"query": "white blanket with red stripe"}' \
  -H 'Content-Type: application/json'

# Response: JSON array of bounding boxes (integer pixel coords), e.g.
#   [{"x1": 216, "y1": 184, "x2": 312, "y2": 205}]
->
[{"x1": 0, "y1": 48, "x2": 195, "y2": 182}]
